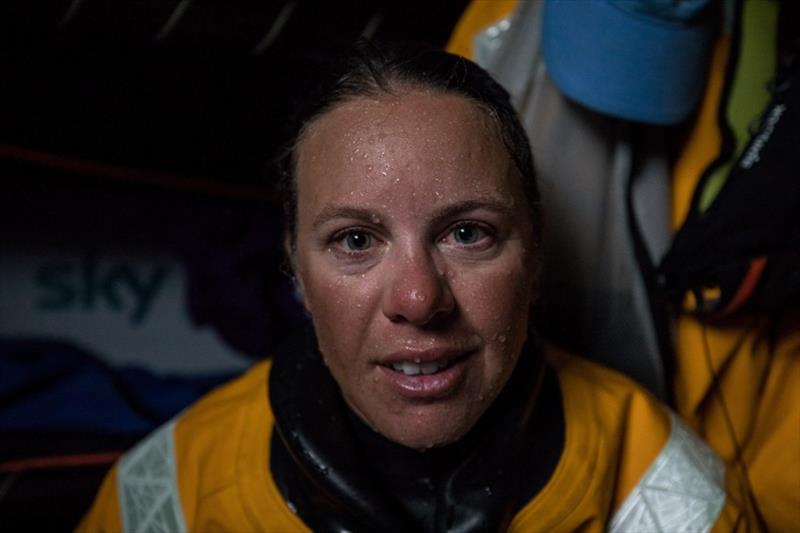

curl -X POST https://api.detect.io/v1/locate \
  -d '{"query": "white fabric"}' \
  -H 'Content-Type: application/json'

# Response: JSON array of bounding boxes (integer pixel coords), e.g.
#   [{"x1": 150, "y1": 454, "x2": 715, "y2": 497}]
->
[{"x1": 117, "y1": 420, "x2": 187, "y2": 533}]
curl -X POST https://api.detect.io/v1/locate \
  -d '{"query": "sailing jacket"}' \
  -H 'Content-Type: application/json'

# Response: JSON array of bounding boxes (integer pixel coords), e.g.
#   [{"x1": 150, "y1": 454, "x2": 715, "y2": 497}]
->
[{"x1": 79, "y1": 338, "x2": 745, "y2": 532}]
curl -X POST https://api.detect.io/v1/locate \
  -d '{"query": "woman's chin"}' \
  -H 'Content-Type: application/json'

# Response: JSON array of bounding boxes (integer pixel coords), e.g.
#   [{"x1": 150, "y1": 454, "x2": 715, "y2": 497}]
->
[{"x1": 361, "y1": 401, "x2": 483, "y2": 451}]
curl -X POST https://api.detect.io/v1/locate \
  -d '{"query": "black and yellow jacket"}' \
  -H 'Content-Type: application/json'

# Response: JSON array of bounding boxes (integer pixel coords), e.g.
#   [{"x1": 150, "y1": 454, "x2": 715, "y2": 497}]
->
[{"x1": 79, "y1": 334, "x2": 745, "y2": 532}]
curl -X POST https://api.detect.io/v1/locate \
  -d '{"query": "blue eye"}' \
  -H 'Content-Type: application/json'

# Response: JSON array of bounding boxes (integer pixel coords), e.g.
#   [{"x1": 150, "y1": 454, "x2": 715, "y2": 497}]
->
[
  {"x1": 453, "y1": 224, "x2": 482, "y2": 244},
  {"x1": 344, "y1": 231, "x2": 372, "y2": 251}
]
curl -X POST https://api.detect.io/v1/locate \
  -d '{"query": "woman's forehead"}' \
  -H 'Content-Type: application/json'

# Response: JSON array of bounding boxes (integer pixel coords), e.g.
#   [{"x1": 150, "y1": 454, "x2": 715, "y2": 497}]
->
[
  {"x1": 296, "y1": 90, "x2": 509, "y2": 186},
  {"x1": 304, "y1": 91, "x2": 497, "y2": 151},
  {"x1": 291, "y1": 90, "x2": 528, "y2": 233}
]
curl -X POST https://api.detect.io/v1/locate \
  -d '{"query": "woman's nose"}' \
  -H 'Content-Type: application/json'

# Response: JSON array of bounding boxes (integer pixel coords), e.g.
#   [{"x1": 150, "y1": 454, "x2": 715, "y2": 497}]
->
[{"x1": 381, "y1": 249, "x2": 455, "y2": 326}]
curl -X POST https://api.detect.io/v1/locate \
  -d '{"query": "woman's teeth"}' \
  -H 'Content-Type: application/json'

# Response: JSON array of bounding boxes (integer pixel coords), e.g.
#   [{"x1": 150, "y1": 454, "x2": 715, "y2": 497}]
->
[{"x1": 391, "y1": 358, "x2": 452, "y2": 376}]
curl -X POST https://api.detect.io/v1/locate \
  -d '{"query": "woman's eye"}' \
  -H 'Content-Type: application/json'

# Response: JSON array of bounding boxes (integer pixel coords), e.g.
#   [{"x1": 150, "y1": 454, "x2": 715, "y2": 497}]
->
[
  {"x1": 452, "y1": 224, "x2": 484, "y2": 245},
  {"x1": 342, "y1": 231, "x2": 372, "y2": 251}
]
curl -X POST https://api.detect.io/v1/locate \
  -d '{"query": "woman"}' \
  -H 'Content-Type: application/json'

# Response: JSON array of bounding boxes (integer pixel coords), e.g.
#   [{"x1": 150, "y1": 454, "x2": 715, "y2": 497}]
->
[{"x1": 80, "y1": 43, "x2": 746, "y2": 532}]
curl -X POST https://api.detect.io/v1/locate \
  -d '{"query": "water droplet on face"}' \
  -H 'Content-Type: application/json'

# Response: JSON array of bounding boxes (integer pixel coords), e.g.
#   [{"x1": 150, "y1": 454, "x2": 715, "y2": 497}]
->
[
  {"x1": 409, "y1": 289, "x2": 426, "y2": 303},
  {"x1": 370, "y1": 214, "x2": 381, "y2": 224},
  {"x1": 498, "y1": 335, "x2": 507, "y2": 343},
  {"x1": 366, "y1": 164, "x2": 374, "y2": 172}
]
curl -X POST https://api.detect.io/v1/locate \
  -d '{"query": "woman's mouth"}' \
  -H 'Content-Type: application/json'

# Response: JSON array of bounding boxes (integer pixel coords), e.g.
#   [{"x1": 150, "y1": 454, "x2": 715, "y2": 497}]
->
[
  {"x1": 377, "y1": 348, "x2": 476, "y2": 398},
  {"x1": 388, "y1": 356, "x2": 457, "y2": 376}
]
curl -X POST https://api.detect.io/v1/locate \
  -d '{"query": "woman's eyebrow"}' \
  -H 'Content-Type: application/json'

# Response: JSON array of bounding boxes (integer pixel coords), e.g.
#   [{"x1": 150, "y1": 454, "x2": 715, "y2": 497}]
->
[
  {"x1": 312, "y1": 206, "x2": 381, "y2": 230},
  {"x1": 312, "y1": 199, "x2": 510, "y2": 230},
  {"x1": 430, "y1": 199, "x2": 511, "y2": 224}
]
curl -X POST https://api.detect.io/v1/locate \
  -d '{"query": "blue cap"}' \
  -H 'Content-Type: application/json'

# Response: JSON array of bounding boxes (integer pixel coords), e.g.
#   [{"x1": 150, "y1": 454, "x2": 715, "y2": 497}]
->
[{"x1": 541, "y1": 0, "x2": 714, "y2": 125}]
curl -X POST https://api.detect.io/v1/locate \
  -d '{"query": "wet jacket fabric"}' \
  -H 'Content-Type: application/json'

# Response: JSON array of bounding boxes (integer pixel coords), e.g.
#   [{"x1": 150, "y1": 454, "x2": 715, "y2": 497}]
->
[
  {"x1": 78, "y1": 338, "x2": 744, "y2": 532},
  {"x1": 669, "y1": 11, "x2": 800, "y2": 528}
]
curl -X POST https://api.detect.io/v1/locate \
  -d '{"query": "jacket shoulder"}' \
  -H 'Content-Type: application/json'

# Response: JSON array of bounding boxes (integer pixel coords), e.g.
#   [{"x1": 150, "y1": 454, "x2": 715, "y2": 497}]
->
[
  {"x1": 511, "y1": 345, "x2": 728, "y2": 532},
  {"x1": 79, "y1": 360, "x2": 307, "y2": 533}
]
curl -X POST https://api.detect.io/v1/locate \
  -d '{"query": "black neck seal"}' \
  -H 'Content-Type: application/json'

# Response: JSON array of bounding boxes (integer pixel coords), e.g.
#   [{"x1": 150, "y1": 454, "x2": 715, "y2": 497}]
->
[{"x1": 268, "y1": 329, "x2": 564, "y2": 533}]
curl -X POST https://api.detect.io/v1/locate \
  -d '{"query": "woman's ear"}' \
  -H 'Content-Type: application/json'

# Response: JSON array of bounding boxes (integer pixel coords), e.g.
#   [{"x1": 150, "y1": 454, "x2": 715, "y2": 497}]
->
[
  {"x1": 284, "y1": 232, "x2": 310, "y2": 312},
  {"x1": 283, "y1": 232, "x2": 296, "y2": 274}
]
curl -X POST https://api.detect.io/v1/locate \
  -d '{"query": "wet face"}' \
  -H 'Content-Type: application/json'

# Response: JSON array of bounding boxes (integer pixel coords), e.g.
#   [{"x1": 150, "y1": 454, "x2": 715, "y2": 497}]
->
[{"x1": 291, "y1": 89, "x2": 537, "y2": 449}]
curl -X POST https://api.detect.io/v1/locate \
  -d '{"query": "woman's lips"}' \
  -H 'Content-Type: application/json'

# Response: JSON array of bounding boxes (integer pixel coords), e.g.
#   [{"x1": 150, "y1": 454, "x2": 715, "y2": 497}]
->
[{"x1": 376, "y1": 348, "x2": 474, "y2": 399}]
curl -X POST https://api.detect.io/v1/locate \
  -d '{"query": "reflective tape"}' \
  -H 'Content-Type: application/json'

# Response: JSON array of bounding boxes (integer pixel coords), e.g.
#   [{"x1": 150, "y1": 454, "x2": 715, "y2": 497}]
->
[
  {"x1": 609, "y1": 412, "x2": 726, "y2": 532},
  {"x1": 117, "y1": 420, "x2": 187, "y2": 533}
]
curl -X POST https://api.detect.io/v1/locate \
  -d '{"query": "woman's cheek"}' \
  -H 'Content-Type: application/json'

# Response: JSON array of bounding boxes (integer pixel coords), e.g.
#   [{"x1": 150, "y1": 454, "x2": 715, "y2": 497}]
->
[
  {"x1": 461, "y1": 260, "x2": 533, "y2": 308},
  {"x1": 306, "y1": 272, "x2": 377, "y2": 335}
]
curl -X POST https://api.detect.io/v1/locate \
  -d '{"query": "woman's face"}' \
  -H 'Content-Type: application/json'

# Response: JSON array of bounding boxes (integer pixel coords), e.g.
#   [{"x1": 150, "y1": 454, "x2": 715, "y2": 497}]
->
[{"x1": 291, "y1": 89, "x2": 537, "y2": 449}]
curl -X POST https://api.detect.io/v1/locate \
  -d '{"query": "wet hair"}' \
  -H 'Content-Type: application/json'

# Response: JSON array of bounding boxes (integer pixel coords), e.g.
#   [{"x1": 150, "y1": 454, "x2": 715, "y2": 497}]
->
[{"x1": 279, "y1": 40, "x2": 541, "y2": 250}]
